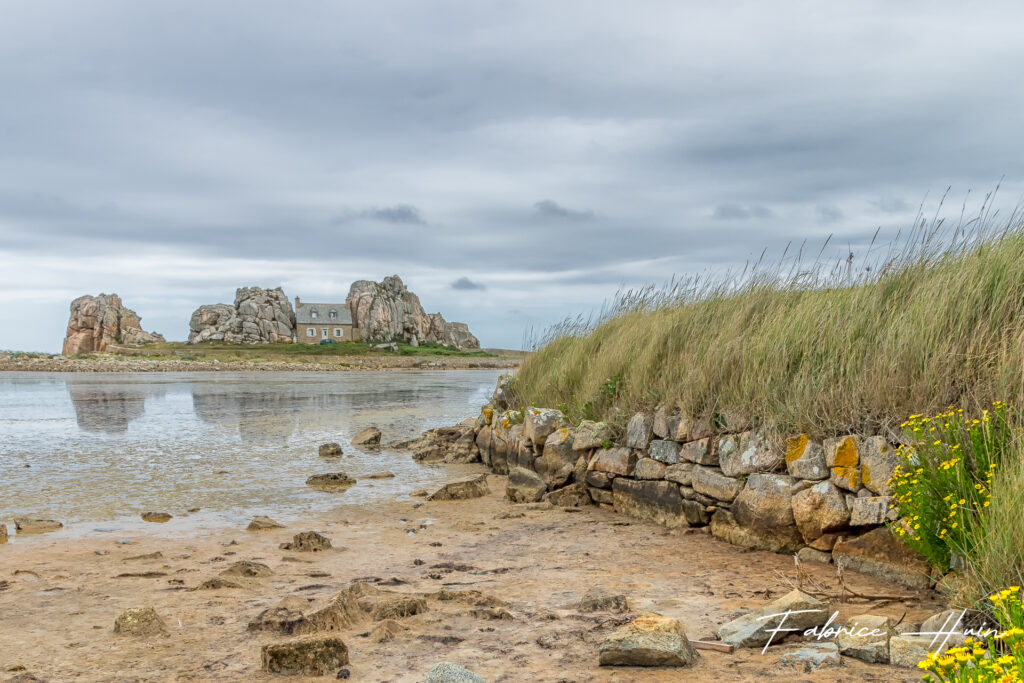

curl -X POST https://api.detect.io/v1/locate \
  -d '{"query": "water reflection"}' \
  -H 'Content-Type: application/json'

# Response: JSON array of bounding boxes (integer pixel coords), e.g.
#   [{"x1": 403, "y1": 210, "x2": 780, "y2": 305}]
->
[
  {"x1": 66, "y1": 384, "x2": 159, "y2": 433},
  {"x1": 4, "y1": 370, "x2": 505, "y2": 525},
  {"x1": 191, "y1": 388, "x2": 301, "y2": 444}
]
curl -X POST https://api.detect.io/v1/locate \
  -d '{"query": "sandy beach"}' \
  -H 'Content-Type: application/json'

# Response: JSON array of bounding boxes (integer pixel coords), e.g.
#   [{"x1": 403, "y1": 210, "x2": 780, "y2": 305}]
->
[{"x1": 1, "y1": 470, "x2": 941, "y2": 682}]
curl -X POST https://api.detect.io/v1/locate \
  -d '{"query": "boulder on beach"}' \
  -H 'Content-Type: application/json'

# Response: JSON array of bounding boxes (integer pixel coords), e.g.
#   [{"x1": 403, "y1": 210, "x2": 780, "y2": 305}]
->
[
  {"x1": 599, "y1": 613, "x2": 696, "y2": 667},
  {"x1": 141, "y1": 511, "x2": 173, "y2": 523},
  {"x1": 717, "y1": 590, "x2": 829, "y2": 649},
  {"x1": 14, "y1": 518, "x2": 62, "y2": 534},
  {"x1": 426, "y1": 474, "x2": 490, "y2": 501},
  {"x1": 306, "y1": 472, "x2": 356, "y2": 489},
  {"x1": 352, "y1": 427, "x2": 382, "y2": 446},
  {"x1": 319, "y1": 442, "x2": 343, "y2": 458},
  {"x1": 505, "y1": 467, "x2": 546, "y2": 503},
  {"x1": 247, "y1": 515, "x2": 285, "y2": 531},
  {"x1": 0, "y1": 524, "x2": 7, "y2": 544},
  {"x1": 364, "y1": 471, "x2": 396, "y2": 479},
  {"x1": 280, "y1": 531, "x2": 332, "y2": 552},
  {"x1": 114, "y1": 607, "x2": 168, "y2": 636},
  {"x1": 260, "y1": 636, "x2": 349, "y2": 676}
]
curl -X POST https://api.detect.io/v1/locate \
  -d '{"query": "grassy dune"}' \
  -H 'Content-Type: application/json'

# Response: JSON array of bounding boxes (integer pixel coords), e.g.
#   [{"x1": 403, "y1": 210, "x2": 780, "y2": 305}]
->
[{"x1": 511, "y1": 209, "x2": 1024, "y2": 439}]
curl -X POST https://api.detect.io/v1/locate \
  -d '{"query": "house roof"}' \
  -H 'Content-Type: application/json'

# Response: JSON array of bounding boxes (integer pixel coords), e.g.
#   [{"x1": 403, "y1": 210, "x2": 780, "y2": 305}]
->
[{"x1": 295, "y1": 302, "x2": 353, "y2": 325}]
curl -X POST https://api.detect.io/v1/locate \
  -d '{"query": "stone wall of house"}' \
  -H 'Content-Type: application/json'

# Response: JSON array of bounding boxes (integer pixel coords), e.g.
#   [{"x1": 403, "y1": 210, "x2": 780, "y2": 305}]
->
[{"x1": 458, "y1": 376, "x2": 931, "y2": 590}]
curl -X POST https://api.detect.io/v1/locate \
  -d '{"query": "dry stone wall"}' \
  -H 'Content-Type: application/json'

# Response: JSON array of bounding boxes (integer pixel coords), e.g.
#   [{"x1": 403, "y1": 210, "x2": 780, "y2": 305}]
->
[{"x1": 461, "y1": 377, "x2": 932, "y2": 590}]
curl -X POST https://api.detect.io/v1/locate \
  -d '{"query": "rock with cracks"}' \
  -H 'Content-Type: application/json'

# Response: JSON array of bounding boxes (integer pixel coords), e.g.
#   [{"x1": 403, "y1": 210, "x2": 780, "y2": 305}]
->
[
  {"x1": 260, "y1": 636, "x2": 349, "y2": 676},
  {"x1": 427, "y1": 474, "x2": 490, "y2": 501},
  {"x1": 599, "y1": 613, "x2": 696, "y2": 667}
]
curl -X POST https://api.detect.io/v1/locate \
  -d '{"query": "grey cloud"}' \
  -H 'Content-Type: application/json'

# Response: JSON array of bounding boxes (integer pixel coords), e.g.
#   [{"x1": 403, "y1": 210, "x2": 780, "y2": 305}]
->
[
  {"x1": 872, "y1": 196, "x2": 913, "y2": 214},
  {"x1": 816, "y1": 205, "x2": 844, "y2": 224},
  {"x1": 451, "y1": 277, "x2": 486, "y2": 291},
  {"x1": 2, "y1": 1, "x2": 1024, "y2": 351},
  {"x1": 534, "y1": 200, "x2": 595, "y2": 222},
  {"x1": 331, "y1": 204, "x2": 426, "y2": 225},
  {"x1": 712, "y1": 203, "x2": 773, "y2": 221}
]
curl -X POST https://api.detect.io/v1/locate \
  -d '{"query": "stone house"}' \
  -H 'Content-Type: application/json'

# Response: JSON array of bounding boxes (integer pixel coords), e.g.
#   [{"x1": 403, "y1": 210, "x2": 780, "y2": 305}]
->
[{"x1": 294, "y1": 297, "x2": 361, "y2": 343}]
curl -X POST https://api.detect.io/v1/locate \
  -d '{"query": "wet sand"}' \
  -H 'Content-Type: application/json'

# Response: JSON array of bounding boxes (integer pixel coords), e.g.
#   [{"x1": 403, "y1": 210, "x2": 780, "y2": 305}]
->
[{"x1": 0, "y1": 471, "x2": 941, "y2": 682}]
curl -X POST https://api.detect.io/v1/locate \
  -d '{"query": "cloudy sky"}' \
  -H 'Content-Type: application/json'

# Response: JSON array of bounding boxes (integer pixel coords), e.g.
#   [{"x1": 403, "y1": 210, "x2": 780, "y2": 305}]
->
[{"x1": 2, "y1": 1, "x2": 1023, "y2": 352}]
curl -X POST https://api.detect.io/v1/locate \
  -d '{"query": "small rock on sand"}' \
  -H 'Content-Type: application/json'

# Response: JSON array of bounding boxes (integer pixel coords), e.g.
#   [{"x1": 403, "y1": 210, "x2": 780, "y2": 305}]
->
[
  {"x1": 0, "y1": 524, "x2": 7, "y2": 544},
  {"x1": 364, "y1": 471, "x2": 396, "y2": 479},
  {"x1": 319, "y1": 442, "x2": 343, "y2": 457},
  {"x1": 424, "y1": 662, "x2": 488, "y2": 682},
  {"x1": 579, "y1": 588, "x2": 628, "y2": 613},
  {"x1": 125, "y1": 551, "x2": 164, "y2": 561},
  {"x1": 260, "y1": 636, "x2": 349, "y2": 676},
  {"x1": 247, "y1": 515, "x2": 285, "y2": 531},
  {"x1": 219, "y1": 560, "x2": 273, "y2": 578},
  {"x1": 198, "y1": 577, "x2": 245, "y2": 590},
  {"x1": 779, "y1": 643, "x2": 841, "y2": 672},
  {"x1": 114, "y1": 607, "x2": 167, "y2": 636},
  {"x1": 141, "y1": 512, "x2": 172, "y2": 523},
  {"x1": 280, "y1": 531, "x2": 332, "y2": 552},
  {"x1": 426, "y1": 474, "x2": 489, "y2": 501},
  {"x1": 13, "y1": 518, "x2": 62, "y2": 534},
  {"x1": 411, "y1": 489, "x2": 429, "y2": 497},
  {"x1": 248, "y1": 596, "x2": 313, "y2": 635},
  {"x1": 371, "y1": 596, "x2": 428, "y2": 621},
  {"x1": 370, "y1": 619, "x2": 408, "y2": 642},
  {"x1": 352, "y1": 427, "x2": 382, "y2": 446},
  {"x1": 599, "y1": 613, "x2": 696, "y2": 667},
  {"x1": 306, "y1": 473, "x2": 356, "y2": 488}
]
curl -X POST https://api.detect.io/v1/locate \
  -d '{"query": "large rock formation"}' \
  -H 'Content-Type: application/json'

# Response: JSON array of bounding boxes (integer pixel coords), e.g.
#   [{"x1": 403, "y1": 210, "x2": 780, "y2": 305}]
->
[
  {"x1": 346, "y1": 275, "x2": 480, "y2": 349},
  {"x1": 62, "y1": 294, "x2": 165, "y2": 355},
  {"x1": 188, "y1": 287, "x2": 295, "y2": 344}
]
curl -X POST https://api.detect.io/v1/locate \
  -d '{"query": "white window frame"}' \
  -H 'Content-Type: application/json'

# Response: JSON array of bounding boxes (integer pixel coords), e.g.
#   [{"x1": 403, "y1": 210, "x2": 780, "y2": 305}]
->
[
  {"x1": 311, "y1": 310, "x2": 318, "y2": 319},
  {"x1": 306, "y1": 328, "x2": 316, "y2": 337},
  {"x1": 321, "y1": 328, "x2": 329, "y2": 339},
  {"x1": 334, "y1": 328, "x2": 343, "y2": 338}
]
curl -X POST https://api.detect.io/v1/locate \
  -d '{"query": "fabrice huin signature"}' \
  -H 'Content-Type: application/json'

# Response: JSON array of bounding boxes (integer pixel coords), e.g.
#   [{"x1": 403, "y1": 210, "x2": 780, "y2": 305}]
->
[{"x1": 756, "y1": 608, "x2": 995, "y2": 654}]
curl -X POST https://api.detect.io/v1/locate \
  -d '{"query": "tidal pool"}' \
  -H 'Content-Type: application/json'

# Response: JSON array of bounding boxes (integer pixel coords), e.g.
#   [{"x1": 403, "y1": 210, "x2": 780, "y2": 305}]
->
[{"x1": 0, "y1": 370, "x2": 503, "y2": 533}]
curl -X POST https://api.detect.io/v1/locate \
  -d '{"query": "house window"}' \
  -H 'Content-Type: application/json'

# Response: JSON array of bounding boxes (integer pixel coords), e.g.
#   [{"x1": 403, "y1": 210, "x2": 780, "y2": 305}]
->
[
  {"x1": 334, "y1": 328, "x2": 343, "y2": 338},
  {"x1": 321, "y1": 328, "x2": 328, "y2": 339},
  {"x1": 329, "y1": 310, "x2": 337, "y2": 319},
  {"x1": 311, "y1": 310, "x2": 318, "y2": 319},
  {"x1": 306, "y1": 328, "x2": 316, "y2": 337}
]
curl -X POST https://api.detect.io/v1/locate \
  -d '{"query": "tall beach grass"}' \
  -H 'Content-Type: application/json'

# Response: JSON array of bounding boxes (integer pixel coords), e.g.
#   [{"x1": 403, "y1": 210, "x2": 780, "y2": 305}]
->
[{"x1": 511, "y1": 193, "x2": 1024, "y2": 439}]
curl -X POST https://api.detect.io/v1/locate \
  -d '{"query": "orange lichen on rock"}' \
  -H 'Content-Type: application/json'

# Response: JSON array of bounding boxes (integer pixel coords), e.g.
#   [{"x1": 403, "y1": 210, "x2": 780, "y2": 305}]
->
[
  {"x1": 833, "y1": 437, "x2": 859, "y2": 467},
  {"x1": 833, "y1": 466, "x2": 860, "y2": 489},
  {"x1": 785, "y1": 435, "x2": 809, "y2": 464}
]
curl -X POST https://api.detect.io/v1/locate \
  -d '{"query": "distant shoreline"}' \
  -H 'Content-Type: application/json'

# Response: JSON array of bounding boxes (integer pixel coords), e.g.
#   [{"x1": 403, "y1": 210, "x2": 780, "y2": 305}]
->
[{"x1": 0, "y1": 354, "x2": 521, "y2": 373}]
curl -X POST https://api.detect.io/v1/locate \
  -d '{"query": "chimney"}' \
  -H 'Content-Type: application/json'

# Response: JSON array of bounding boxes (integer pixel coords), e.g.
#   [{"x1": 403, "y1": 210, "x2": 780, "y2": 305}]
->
[{"x1": 295, "y1": 296, "x2": 300, "y2": 308}]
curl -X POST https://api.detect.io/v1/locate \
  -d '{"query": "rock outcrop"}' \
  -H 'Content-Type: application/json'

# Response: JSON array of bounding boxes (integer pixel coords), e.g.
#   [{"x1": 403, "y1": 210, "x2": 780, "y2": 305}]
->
[
  {"x1": 63, "y1": 294, "x2": 164, "y2": 355},
  {"x1": 346, "y1": 275, "x2": 480, "y2": 349},
  {"x1": 188, "y1": 287, "x2": 295, "y2": 344}
]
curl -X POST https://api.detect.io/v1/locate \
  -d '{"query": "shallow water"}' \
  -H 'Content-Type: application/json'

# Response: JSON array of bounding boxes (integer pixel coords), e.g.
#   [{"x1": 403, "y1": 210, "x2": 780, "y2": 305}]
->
[{"x1": 0, "y1": 370, "x2": 502, "y2": 532}]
